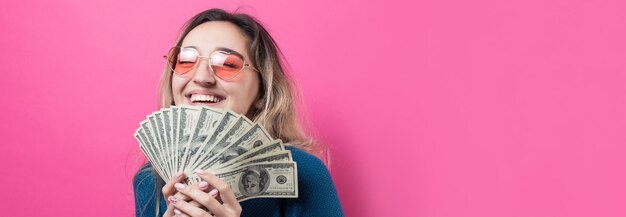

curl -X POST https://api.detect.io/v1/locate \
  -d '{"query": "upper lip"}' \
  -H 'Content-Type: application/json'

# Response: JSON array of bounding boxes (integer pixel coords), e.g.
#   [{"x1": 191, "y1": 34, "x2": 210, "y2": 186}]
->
[{"x1": 185, "y1": 90, "x2": 226, "y2": 100}]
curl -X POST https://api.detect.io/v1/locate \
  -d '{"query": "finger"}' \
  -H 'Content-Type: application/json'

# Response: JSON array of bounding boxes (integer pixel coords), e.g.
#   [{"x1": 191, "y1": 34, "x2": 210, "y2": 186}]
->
[
  {"x1": 169, "y1": 196, "x2": 211, "y2": 217},
  {"x1": 172, "y1": 191, "x2": 204, "y2": 208},
  {"x1": 162, "y1": 171, "x2": 185, "y2": 197},
  {"x1": 168, "y1": 197, "x2": 194, "y2": 217},
  {"x1": 189, "y1": 200, "x2": 204, "y2": 208},
  {"x1": 167, "y1": 196, "x2": 205, "y2": 217},
  {"x1": 195, "y1": 169, "x2": 238, "y2": 206},
  {"x1": 198, "y1": 180, "x2": 212, "y2": 192},
  {"x1": 164, "y1": 203, "x2": 192, "y2": 217},
  {"x1": 174, "y1": 182, "x2": 226, "y2": 216},
  {"x1": 174, "y1": 208, "x2": 191, "y2": 217},
  {"x1": 173, "y1": 191, "x2": 191, "y2": 202},
  {"x1": 164, "y1": 204, "x2": 175, "y2": 217},
  {"x1": 171, "y1": 180, "x2": 214, "y2": 210},
  {"x1": 172, "y1": 180, "x2": 210, "y2": 200}
]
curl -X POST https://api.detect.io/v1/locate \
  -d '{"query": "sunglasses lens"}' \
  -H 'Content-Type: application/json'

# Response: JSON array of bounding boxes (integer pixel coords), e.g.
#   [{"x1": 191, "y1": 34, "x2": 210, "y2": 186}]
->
[
  {"x1": 210, "y1": 51, "x2": 245, "y2": 80},
  {"x1": 165, "y1": 48, "x2": 248, "y2": 79},
  {"x1": 167, "y1": 47, "x2": 198, "y2": 75}
]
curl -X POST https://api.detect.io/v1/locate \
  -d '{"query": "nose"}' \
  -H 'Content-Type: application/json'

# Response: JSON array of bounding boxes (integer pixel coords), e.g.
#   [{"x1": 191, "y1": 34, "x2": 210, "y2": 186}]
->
[{"x1": 191, "y1": 57, "x2": 217, "y2": 86}]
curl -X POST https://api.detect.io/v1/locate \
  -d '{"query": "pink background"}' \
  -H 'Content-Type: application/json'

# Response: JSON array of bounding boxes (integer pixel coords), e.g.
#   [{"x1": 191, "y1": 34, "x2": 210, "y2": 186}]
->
[{"x1": 1, "y1": 0, "x2": 625, "y2": 216}]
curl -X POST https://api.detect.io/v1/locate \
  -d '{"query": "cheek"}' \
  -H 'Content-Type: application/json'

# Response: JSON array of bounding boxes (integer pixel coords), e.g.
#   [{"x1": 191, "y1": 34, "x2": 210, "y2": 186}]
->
[
  {"x1": 243, "y1": 74, "x2": 261, "y2": 101},
  {"x1": 171, "y1": 76, "x2": 187, "y2": 99},
  {"x1": 239, "y1": 82, "x2": 259, "y2": 103},
  {"x1": 224, "y1": 82, "x2": 258, "y2": 110}
]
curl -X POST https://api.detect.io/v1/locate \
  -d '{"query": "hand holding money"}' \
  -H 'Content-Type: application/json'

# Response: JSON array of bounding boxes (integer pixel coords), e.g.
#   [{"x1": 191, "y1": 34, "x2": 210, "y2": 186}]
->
[
  {"x1": 163, "y1": 169, "x2": 243, "y2": 217},
  {"x1": 134, "y1": 106, "x2": 299, "y2": 202}
]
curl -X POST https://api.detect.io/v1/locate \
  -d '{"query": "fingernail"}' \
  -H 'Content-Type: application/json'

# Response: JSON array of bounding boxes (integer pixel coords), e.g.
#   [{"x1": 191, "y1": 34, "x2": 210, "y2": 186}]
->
[
  {"x1": 194, "y1": 168, "x2": 206, "y2": 175},
  {"x1": 168, "y1": 196, "x2": 178, "y2": 204},
  {"x1": 198, "y1": 181, "x2": 209, "y2": 190},
  {"x1": 174, "y1": 209, "x2": 182, "y2": 216},
  {"x1": 175, "y1": 171, "x2": 184, "y2": 179},
  {"x1": 174, "y1": 183, "x2": 186, "y2": 191},
  {"x1": 208, "y1": 189, "x2": 218, "y2": 197}
]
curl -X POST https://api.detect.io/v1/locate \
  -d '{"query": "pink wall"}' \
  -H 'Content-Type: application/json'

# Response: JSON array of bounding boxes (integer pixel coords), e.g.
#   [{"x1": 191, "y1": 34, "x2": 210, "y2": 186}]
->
[{"x1": 1, "y1": 0, "x2": 625, "y2": 216}]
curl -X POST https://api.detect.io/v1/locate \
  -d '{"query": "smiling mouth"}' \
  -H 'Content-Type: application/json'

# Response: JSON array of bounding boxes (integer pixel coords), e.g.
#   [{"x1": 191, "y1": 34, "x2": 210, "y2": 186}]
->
[{"x1": 189, "y1": 94, "x2": 224, "y2": 104}]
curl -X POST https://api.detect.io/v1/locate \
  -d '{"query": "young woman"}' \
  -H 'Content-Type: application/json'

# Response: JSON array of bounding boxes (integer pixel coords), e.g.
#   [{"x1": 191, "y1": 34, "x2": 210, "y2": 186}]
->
[{"x1": 133, "y1": 8, "x2": 345, "y2": 217}]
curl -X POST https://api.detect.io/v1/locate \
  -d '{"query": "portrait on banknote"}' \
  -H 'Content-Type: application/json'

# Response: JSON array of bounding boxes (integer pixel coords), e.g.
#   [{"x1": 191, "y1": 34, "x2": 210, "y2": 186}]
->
[{"x1": 239, "y1": 166, "x2": 269, "y2": 195}]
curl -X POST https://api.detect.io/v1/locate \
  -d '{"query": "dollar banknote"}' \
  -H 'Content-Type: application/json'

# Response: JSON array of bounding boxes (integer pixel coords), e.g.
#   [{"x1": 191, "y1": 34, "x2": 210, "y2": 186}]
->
[
  {"x1": 213, "y1": 139, "x2": 285, "y2": 170},
  {"x1": 134, "y1": 106, "x2": 299, "y2": 201},
  {"x1": 214, "y1": 162, "x2": 298, "y2": 202}
]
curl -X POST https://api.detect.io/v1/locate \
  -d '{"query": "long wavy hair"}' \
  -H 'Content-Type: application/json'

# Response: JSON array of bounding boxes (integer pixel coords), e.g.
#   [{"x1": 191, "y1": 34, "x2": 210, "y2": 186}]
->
[{"x1": 134, "y1": 8, "x2": 324, "y2": 217}]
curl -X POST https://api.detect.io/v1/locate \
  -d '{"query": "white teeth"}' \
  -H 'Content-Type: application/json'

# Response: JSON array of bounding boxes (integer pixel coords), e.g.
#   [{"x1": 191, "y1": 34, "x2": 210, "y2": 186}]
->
[{"x1": 190, "y1": 94, "x2": 221, "y2": 103}]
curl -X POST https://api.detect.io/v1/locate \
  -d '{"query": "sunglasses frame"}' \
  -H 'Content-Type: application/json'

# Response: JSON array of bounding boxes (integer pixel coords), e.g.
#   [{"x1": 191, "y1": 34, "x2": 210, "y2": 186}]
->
[{"x1": 163, "y1": 46, "x2": 257, "y2": 81}]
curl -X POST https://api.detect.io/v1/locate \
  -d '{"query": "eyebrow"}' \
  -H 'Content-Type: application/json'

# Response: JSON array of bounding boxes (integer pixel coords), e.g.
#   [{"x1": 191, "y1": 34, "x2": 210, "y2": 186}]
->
[{"x1": 184, "y1": 45, "x2": 245, "y2": 59}]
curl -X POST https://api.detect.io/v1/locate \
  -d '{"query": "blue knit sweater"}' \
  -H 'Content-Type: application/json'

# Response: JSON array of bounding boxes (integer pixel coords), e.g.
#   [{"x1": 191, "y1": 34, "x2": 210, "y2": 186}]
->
[{"x1": 133, "y1": 147, "x2": 345, "y2": 217}]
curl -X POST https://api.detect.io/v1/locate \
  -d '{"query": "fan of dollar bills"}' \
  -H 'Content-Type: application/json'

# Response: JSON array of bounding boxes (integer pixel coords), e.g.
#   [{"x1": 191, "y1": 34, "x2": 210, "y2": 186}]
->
[{"x1": 134, "y1": 106, "x2": 298, "y2": 201}]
